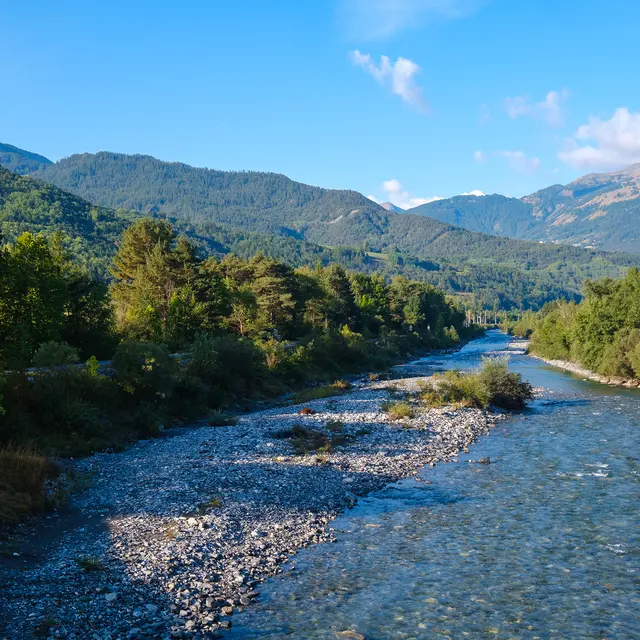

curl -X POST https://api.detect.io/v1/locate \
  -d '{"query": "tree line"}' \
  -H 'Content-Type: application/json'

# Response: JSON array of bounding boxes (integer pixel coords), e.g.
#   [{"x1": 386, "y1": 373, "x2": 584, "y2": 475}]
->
[
  {"x1": 507, "y1": 268, "x2": 640, "y2": 379},
  {"x1": 0, "y1": 219, "x2": 473, "y2": 462}
]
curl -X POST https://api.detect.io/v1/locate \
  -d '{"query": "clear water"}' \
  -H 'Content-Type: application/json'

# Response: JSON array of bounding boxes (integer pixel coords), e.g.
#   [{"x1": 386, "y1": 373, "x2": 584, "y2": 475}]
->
[{"x1": 226, "y1": 332, "x2": 640, "y2": 639}]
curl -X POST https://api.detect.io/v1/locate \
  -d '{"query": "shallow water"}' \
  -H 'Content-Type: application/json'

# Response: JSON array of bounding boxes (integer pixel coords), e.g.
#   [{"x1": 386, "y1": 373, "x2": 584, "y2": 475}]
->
[{"x1": 226, "y1": 331, "x2": 640, "y2": 639}]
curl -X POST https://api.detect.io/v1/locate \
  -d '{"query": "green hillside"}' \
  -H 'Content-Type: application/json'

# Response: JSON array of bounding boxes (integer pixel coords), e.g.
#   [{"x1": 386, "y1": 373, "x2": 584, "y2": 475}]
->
[
  {"x1": 0, "y1": 142, "x2": 52, "y2": 175},
  {"x1": 2, "y1": 146, "x2": 640, "y2": 309}
]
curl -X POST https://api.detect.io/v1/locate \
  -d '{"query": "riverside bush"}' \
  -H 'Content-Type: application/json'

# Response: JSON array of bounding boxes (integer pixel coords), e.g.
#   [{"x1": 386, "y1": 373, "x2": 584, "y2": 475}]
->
[
  {"x1": 420, "y1": 358, "x2": 532, "y2": 410},
  {"x1": 31, "y1": 341, "x2": 80, "y2": 368}
]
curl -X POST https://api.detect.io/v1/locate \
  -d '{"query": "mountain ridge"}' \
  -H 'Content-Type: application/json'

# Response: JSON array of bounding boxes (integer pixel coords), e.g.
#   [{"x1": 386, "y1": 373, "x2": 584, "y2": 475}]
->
[{"x1": 408, "y1": 165, "x2": 640, "y2": 253}]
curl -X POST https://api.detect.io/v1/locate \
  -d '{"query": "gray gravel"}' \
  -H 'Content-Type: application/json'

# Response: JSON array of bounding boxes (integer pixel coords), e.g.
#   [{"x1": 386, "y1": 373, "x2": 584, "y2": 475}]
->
[{"x1": 0, "y1": 376, "x2": 505, "y2": 640}]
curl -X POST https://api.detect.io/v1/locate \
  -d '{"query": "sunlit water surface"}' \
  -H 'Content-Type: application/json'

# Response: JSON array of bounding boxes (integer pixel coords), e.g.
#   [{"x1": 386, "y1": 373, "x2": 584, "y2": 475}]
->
[{"x1": 226, "y1": 331, "x2": 640, "y2": 639}]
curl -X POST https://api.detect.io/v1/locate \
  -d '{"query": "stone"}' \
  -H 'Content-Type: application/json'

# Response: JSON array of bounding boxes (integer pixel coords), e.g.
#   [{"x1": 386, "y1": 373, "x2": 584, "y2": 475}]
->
[{"x1": 105, "y1": 592, "x2": 118, "y2": 603}]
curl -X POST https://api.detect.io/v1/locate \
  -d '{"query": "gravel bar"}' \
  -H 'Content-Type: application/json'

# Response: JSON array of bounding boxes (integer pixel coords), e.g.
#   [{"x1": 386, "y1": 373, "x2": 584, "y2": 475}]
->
[{"x1": 0, "y1": 376, "x2": 505, "y2": 640}]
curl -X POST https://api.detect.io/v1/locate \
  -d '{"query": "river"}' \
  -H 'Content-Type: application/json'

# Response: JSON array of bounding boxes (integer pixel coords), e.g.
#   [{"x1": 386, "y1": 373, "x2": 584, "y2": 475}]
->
[{"x1": 225, "y1": 330, "x2": 639, "y2": 639}]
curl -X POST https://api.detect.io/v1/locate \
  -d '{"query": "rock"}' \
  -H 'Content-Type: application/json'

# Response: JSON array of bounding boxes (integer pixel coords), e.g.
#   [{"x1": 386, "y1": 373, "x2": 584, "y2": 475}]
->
[
  {"x1": 145, "y1": 603, "x2": 158, "y2": 615},
  {"x1": 336, "y1": 632, "x2": 366, "y2": 640},
  {"x1": 105, "y1": 592, "x2": 118, "y2": 603},
  {"x1": 185, "y1": 620, "x2": 196, "y2": 630},
  {"x1": 479, "y1": 457, "x2": 491, "y2": 464}
]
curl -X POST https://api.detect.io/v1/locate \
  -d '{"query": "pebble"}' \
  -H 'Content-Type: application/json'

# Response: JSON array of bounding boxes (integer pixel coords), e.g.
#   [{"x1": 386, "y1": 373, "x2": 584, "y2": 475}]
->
[{"x1": 0, "y1": 373, "x2": 512, "y2": 638}]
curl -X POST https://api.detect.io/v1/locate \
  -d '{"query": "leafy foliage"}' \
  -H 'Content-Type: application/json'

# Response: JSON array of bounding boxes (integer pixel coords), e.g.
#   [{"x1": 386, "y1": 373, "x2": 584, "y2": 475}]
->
[{"x1": 530, "y1": 267, "x2": 640, "y2": 378}]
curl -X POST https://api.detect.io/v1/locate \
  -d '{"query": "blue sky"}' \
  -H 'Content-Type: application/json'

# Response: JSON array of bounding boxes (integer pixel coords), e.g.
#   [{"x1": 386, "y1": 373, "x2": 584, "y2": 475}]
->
[{"x1": 2, "y1": 0, "x2": 640, "y2": 206}]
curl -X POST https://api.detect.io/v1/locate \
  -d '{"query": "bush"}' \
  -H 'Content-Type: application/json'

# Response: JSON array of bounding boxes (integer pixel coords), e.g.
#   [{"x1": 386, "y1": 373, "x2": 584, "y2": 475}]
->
[
  {"x1": 477, "y1": 357, "x2": 534, "y2": 409},
  {"x1": 112, "y1": 341, "x2": 175, "y2": 399},
  {"x1": 419, "y1": 358, "x2": 533, "y2": 410},
  {"x1": 420, "y1": 370, "x2": 490, "y2": 408},
  {"x1": 31, "y1": 341, "x2": 80, "y2": 368},
  {"x1": 0, "y1": 447, "x2": 59, "y2": 527}
]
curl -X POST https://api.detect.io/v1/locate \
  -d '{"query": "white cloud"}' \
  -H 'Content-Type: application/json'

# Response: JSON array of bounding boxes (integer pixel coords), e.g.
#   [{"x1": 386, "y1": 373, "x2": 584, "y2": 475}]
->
[
  {"x1": 473, "y1": 150, "x2": 486, "y2": 163},
  {"x1": 496, "y1": 150, "x2": 541, "y2": 173},
  {"x1": 505, "y1": 89, "x2": 569, "y2": 126},
  {"x1": 350, "y1": 50, "x2": 428, "y2": 112},
  {"x1": 338, "y1": 0, "x2": 486, "y2": 40},
  {"x1": 558, "y1": 108, "x2": 640, "y2": 170},
  {"x1": 369, "y1": 178, "x2": 441, "y2": 209},
  {"x1": 459, "y1": 189, "x2": 485, "y2": 196}
]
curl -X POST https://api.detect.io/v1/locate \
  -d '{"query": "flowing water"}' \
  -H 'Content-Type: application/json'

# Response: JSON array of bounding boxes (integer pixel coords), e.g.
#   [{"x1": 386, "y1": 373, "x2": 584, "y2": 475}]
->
[{"x1": 226, "y1": 331, "x2": 639, "y2": 639}]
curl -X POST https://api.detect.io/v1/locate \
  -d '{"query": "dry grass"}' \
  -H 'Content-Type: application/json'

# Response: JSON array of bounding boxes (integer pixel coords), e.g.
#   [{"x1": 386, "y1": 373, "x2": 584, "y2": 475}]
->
[
  {"x1": 382, "y1": 400, "x2": 415, "y2": 420},
  {"x1": 0, "y1": 447, "x2": 59, "y2": 527},
  {"x1": 290, "y1": 379, "x2": 352, "y2": 405}
]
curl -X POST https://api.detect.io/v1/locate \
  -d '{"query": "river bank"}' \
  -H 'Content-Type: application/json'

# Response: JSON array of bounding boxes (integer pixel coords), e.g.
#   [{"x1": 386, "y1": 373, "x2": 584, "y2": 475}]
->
[
  {"x1": 0, "y1": 371, "x2": 506, "y2": 640},
  {"x1": 529, "y1": 354, "x2": 640, "y2": 389}
]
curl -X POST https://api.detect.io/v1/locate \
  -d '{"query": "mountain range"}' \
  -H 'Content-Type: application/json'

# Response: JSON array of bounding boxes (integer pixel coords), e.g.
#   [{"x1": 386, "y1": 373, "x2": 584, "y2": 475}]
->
[
  {"x1": 408, "y1": 166, "x2": 640, "y2": 254},
  {"x1": 2, "y1": 143, "x2": 640, "y2": 310}
]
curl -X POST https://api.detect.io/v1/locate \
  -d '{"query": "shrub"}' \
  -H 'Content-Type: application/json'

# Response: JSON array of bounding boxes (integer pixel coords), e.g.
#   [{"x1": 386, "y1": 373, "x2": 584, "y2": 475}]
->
[
  {"x1": 112, "y1": 341, "x2": 175, "y2": 399},
  {"x1": 419, "y1": 358, "x2": 532, "y2": 410},
  {"x1": 31, "y1": 341, "x2": 80, "y2": 368},
  {"x1": 132, "y1": 401, "x2": 165, "y2": 436},
  {"x1": 382, "y1": 400, "x2": 414, "y2": 420},
  {"x1": 420, "y1": 370, "x2": 490, "y2": 408},
  {"x1": 0, "y1": 447, "x2": 58, "y2": 527},
  {"x1": 477, "y1": 357, "x2": 534, "y2": 409}
]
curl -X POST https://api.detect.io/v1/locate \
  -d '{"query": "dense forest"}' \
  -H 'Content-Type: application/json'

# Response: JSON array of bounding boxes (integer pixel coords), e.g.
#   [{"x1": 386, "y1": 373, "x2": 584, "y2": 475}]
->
[
  {"x1": 2, "y1": 148, "x2": 638, "y2": 309},
  {"x1": 2, "y1": 165, "x2": 614, "y2": 310},
  {"x1": 0, "y1": 218, "x2": 469, "y2": 443},
  {"x1": 509, "y1": 268, "x2": 640, "y2": 379}
]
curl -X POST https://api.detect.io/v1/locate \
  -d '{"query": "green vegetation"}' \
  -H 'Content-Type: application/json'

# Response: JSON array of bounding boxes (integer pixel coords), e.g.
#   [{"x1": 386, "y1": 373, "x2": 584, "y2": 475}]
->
[
  {"x1": 0, "y1": 218, "x2": 471, "y2": 525},
  {"x1": 14, "y1": 150, "x2": 639, "y2": 310},
  {"x1": 207, "y1": 411, "x2": 238, "y2": 427},
  {"x1": 271, "y1": 424, "x2": 354, "y2": 456},
  {"x1": 0, "y1": 448, "x2": 59, "y2": 527},
  {"x1": 419, "y1": 357, "x2": 534, "y2": 410},
  {"x1": 381, "y1": 400, "x2": 415, "y2": 420},
  {"x1": 75, "y1": 556, "x2": 104, "y2": 572},
  {"x1": 529, "y1": 268, "x2": 640, "y2": 379}
]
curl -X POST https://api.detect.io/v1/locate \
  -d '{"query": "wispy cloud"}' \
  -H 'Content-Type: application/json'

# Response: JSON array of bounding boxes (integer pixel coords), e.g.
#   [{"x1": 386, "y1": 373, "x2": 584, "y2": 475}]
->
[
  {"x1": 473, "y1": 150, "x2": 486, "y2": 163},
  {"x1": 338, "y1": 0, "x2": 486, "y2": 40},
  {"x1": 350, "y1": 50, "x2": 428, "y2": 112},
  {"x1": 558, "y1": 108, "x2": 640, "y2": 170},
  {"x1": 496, "y1": 150, "x2": 541, "y2": 173},
  {"x1": 504, "y1": 89, "x2": 569, "y2": 126},
  {"x1": 368, "y1": 178, "x2": 442, "y2": 209}
]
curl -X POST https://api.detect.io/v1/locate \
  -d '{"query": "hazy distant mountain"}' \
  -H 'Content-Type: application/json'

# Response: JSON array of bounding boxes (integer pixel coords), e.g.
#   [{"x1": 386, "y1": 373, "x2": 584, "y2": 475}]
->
[
  {"x1": 0, "y1": 142, "x2": 52, "y2": 175},
  {"x1": 409, "y1": 165, "x2": 640, "y2": 253}
]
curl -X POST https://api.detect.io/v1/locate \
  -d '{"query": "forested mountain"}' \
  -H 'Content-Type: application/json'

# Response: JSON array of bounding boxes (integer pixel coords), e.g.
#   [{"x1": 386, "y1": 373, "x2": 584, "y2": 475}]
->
[
  {"x1": 0, "y1": 142, "x2": 52, "y2": 175},
  {"x1": 29, "y1": 151, "x2": 639, "y2": 270},
  {"x1": 2, "y1": 146, "x2": 640, "y2": 309},
  {"x1": 409, "y1": 165, "x2": 640, "y2": 253}
]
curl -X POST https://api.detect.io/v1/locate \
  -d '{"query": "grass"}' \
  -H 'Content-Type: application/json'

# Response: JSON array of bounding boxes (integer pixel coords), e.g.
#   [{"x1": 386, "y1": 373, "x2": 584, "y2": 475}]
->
[
  {"x1": 290, "y1": 380, "x2": 352, "y2": 404},
  {"x1": 75, "y1": 556, "x2": 104, "y2": 571},
  {"x1": 381, "y1": 400, "x2": 415, "y2": 420},
  {"x1": 0, "y1": 447, "x2": 59, "y2": 528},
  {"x1": 272, "y1": 424, "x2": 354, "y2": 456},
  {"x1": 207, "y1": 410, "x2": 238, "y2": 426}
]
